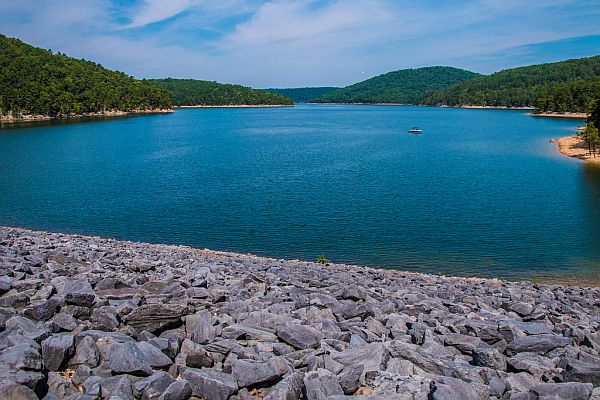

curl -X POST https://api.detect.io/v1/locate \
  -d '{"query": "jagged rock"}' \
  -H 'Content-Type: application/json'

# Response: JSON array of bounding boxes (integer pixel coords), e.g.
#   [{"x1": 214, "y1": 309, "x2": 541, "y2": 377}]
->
[
  {"x1": 222, "y1": 323, "x2": 278, "y2": 342},
  {"x1": 108, "y1": 341, "x2": 153, "y2": 376},
  {"x1": 135, "y1": 341, "x2": 173, "y2": 369},
  {"x1": 529, "y1": 382, "x2": 593, "y2": 400},
  {"x1": 183, "y1": 367, "x2": 238, "y2": 400},
  {"x1": 331, "y1": 343, "x2": 389, "y2": 380},
  {"x1": 303, "y1": 371, "x2": 344, "y2": 400},
  {"x1": 561, "y1": 358, "x2": 600, "y2": 385},
  {"x1": 338, "y1": 364, "x2": 363, "y2": 394},
  {"x1": 124, "y1": 304, "x2": 186, "y2": 334},
  {"x1": 276, "y1": 323, "x2": 323, "y2": 350},
  {"x1": 232, "y1": 357, "x2": 290, "y2": 387},
  {"x1": 69, "y1": 335, "x2": 99, "y2": 368},
  {"x1": 134, "y1": 371, "x2": 175, "y2": 400},
  {"x1": 473, "y1": 346, "x2": 507, "y2": 370},
  {"x1": 264, "y1": 371, "x2": 304, "y2": 400},
  {"x1": 429, "y1": 376, "x2": 491, "y2": 400},
  {"x1": 42, "y1": 333, "x2": 74, "y2": 371},
  {"x1": 506, "y1": 335, "x2": 572, "y2": 356},
  {"x1": 64, "y1": 279, "x2": 95, "y2": 307},
  {"x1": 0, "y1": 342, "x2": 42, "y2": 370},
  {"x1": 158, "y1": 380, "x2": 192, "y2": 400},
  {"x1": 0, "y1": 383, "x2": 38, "y2": 400},
  {"x1": 444, "y1": 333, "x2": 482, "y2": 354}
]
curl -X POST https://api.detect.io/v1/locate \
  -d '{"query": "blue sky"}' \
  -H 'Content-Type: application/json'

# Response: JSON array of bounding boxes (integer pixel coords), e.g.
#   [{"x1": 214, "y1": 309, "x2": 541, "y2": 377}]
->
[{"x1": 1, "y1": 0, "x2": 600, "y2": 87}]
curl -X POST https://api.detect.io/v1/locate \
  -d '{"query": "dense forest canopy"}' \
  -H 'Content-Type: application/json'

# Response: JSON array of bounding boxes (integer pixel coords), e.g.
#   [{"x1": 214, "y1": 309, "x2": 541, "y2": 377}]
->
[
  {"x1": 0, "y1": 34, "x2": 172, "y2": 117},
  {"x1": 421, "y1": 55, "x2": 600, "y2": 112},
  {"x1": 148, "y1": 79, "x2": 293, "y2": 106},
  {"x1": 313, "y1": 67, "x2": 482, "y2": 104},
  {"x1": 265, "y1": 87, "x2": 339, "y2": 103},
  {"x1": 590, "y1": 94, "x2": 600, "y2": 127}
]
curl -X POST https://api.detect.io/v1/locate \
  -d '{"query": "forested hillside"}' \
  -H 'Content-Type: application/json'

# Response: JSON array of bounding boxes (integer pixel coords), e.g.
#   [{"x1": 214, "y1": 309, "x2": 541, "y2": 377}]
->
[
  {"x1": 422, "y1": 56, "x2": 600, "y2": 111},
  {"x1": 265, "y1": 87, "x2": 339, "y2": 103},
  {"x1": 148, "y1": 79, "x2": 293, "y2": 106},
  {"x1": 315, "y1": 67, "x2": 481, "y2": 104},
  {"x1": 0, "y1": 34, "x2": 171, "y2": 118}
]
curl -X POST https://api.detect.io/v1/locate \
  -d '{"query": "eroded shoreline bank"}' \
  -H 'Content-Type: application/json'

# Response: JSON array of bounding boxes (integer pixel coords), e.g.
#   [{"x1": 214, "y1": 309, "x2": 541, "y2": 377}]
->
[
  {"x1": 2, "y1": 226, "x2": 600, "y2": 399},
  {"x1": 0, "y1": 108, "x2": 173, "y2": 124}
]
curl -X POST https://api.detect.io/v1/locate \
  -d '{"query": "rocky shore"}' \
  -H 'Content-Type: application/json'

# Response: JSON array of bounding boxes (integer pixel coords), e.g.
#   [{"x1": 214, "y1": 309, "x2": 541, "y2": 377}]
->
[
  {"x1": 2, "y1": 227, "x2": 600, "y2": 400},
  {"x1": 0, "y1": 109, "x2": 173, "y2": 124}
]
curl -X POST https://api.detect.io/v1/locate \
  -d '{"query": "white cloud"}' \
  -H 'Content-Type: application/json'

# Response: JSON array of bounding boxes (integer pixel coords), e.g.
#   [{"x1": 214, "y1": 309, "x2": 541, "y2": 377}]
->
[{"x1": 123, "y1": 0, "x2": 200, "y2": 29}]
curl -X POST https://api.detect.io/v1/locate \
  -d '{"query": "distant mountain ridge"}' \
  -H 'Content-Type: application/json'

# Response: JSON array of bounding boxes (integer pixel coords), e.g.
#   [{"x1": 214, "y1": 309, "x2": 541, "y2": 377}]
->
[
  {"x1": 313, "y1": 66, "x2": 482, "y2": 104},
  {"x1": 421, "y1": 55, "x2": 600, "y2": 112},
  {"x1": 148, "y1": 79, "x2": 292, "y2": 107},
  {"x1": 265, "y1": 87, "x2": 339, "y2": 103},
  {"x1": 0, "y1": 34, "x2": 171, "y2": 119}
]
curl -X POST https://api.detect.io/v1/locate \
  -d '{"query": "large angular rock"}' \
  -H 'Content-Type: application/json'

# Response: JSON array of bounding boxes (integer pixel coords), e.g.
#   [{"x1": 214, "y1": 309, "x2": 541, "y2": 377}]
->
[
  {"x1": 338, "y1": 364, "x2": 363, "y2": 394},
  {"x1": 159, "y1": 380, "x2": 192, "y2": 400},
  {"x1": 303, "y1": 371, "x2": 344, "y2": 400},
  {"x1": 276, "y1": 323, "x2": 323, "y2": 350},
  {"x1": 444, "y1": 333, "x2": 482, "y2": 354},
  {"x1": 0, "y1": 383, "x2": 38, "y2": 400},
  {"x1": 473, "y1": 346, "x2": 507, "y2": 370},
  {"x1": 529, "y1": 382, "x2": 593, "y2": 400},
  {"x1": 0, "y1": 343, "x2": 42, "y2": 370},
  {"x1": 429, "y1": 376, "x2": 491, "y2": 400},
  {"x1": 134, "y1": 371, "x2": 175, "y2": 400},
  {"x1": 135, "y1": 341, "x2": 173, "y2": 369},
  {"x1": 264, "y1": 371, "x2": 304, "y2": 400},
  {"x1": 221, "y1": 323, "x2": 278, "y2": 342},
  {"x1": 183, "y1": 367, "x2": 238, "y2": 400},
  {"x1": 64, "y1": 279, "x2": 96, "y2": 307},
  {"x1": 124, "y1": 304, "x2": 186, "y2": 334},
  {"x1": 232, "y1": 357, "x2": 290, "y2": 387},
  {"x1": 108, "y1": 342, "x2": 153, "y2": 376},
  {"x1": 331, "y1": 343, "x2": 389, "y2": 380},
  {"x1": 506, "y1": 335, "x2": 571, "y2": 356},
  {"x1": 42, "y1": 333, "x2": 74, "y2": 371},
  {"x1": 562, "y1": 358, "x2": 600, "y2": 386}
]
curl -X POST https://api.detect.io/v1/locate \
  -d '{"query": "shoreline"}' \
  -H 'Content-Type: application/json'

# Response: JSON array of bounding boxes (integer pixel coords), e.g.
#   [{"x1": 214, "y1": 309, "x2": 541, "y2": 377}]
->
[
  {"x1": 556, "y1": 135, "x2": 600, "y2": 164},
  {"x1": 175, "y1": 104, "x2": 293, "y2": 109},
  {"x1": 2, "y1": 225, "x2": 600, "y2": 399},
  {"x1": 0, "y1": 108, "x2": 173, "y2": 124},
  {"x1": 530, "y1": 111, "x2": 589, "y2": 119}
]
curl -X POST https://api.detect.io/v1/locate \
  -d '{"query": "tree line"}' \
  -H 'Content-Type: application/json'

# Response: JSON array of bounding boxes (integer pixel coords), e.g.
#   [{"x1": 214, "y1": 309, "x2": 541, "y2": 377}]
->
[
  {"x1": 421, "y1": 55, "x2": 600, "y2": 112},
  {"x1": 148, "y1": 79, "x2": 293, "y2": 106},
  {"x1": 0, "y1": 34, "x2": 172, "y2": 118},
  {"x1": 312, "y1": 66, "x2": 481, "y2": 104}
]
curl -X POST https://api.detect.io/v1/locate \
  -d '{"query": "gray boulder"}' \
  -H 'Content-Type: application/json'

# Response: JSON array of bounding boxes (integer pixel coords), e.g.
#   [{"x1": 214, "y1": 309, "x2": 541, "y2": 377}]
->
[
  {"x1": 429, "y1": 376, "x2": 491, "y2": 400},
  {"x1": 108, "y1": 342, "x2": 153, "y2": 376},
  {"x1": 232, "y1": 357, "x2": 290, "y2": 387},
  {"x1": 303, "y1": 371, "x2": 344, "y2": 400},
  {"x1": 64, "y1": 279, "x2": 95, "y2": 307},
  {"x1": 529, "y1": 382, "x2": 593, "y2": 400},
  {"x1": 183, "y1": 367, "x2": 238, "y2": 400},
  {"x1": 124, "y1": 304, "x2": 186, "y2": 334},
  {"x1": 158, "y1": 380, "x2": 192, "y2": 400},
  {"x1": 276, "y1": 323, "x2": 323, "y2": 350},
  {"x1": 506, "y1": 335, "x2": 571, "y2": 356},
  {"x1": 42, "y1": 333, "x2": 74, "y2": 371},
  {"x1": 264, "y1": 371, "x2": 304, "y2": 400}
]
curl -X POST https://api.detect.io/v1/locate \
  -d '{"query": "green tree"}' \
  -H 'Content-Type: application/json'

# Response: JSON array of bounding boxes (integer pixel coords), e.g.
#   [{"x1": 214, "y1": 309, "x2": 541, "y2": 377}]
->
[{"x1": 583, "y1": 122, "x2": 600, "y2": 156}]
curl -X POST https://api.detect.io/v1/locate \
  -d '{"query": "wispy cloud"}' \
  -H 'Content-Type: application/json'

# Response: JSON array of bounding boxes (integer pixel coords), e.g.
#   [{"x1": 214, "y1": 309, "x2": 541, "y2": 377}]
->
[
  {"x1": 123, "y1": 0, "x2": 199, "y2": 29},
  {"x1": 0, "y1": 0, "x2": 599, "y2": 86}
]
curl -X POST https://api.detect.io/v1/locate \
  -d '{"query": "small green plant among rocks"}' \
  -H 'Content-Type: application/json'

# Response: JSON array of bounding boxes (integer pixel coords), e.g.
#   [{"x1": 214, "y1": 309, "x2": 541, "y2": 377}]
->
[{"x1": 316, "y1": 255, "x2": 329, "y2": 264}]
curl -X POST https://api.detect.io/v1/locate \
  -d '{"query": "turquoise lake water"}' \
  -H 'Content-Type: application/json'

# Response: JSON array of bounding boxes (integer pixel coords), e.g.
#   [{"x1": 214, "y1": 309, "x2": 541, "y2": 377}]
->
[{"x1": 1, "y1": 104, "x2": 598, "y2": 282}]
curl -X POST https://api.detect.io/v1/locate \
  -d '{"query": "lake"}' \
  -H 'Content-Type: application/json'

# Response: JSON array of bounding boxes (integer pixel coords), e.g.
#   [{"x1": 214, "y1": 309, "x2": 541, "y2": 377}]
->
[{"x1": 1, "y1": 104, "x2": 598, "y2": 283}]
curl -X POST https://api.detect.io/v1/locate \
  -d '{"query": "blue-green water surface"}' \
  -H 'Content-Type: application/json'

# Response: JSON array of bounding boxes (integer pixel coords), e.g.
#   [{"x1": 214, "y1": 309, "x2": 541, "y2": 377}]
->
[{"x1": 1, "y1": 105, "x2": 599, "y2": 282}]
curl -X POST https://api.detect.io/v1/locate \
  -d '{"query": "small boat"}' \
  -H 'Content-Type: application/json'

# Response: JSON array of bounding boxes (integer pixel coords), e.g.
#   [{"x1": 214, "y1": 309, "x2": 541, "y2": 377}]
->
[{"x1": 408, "y1": 127, "x2": 423, "y2": 134}]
